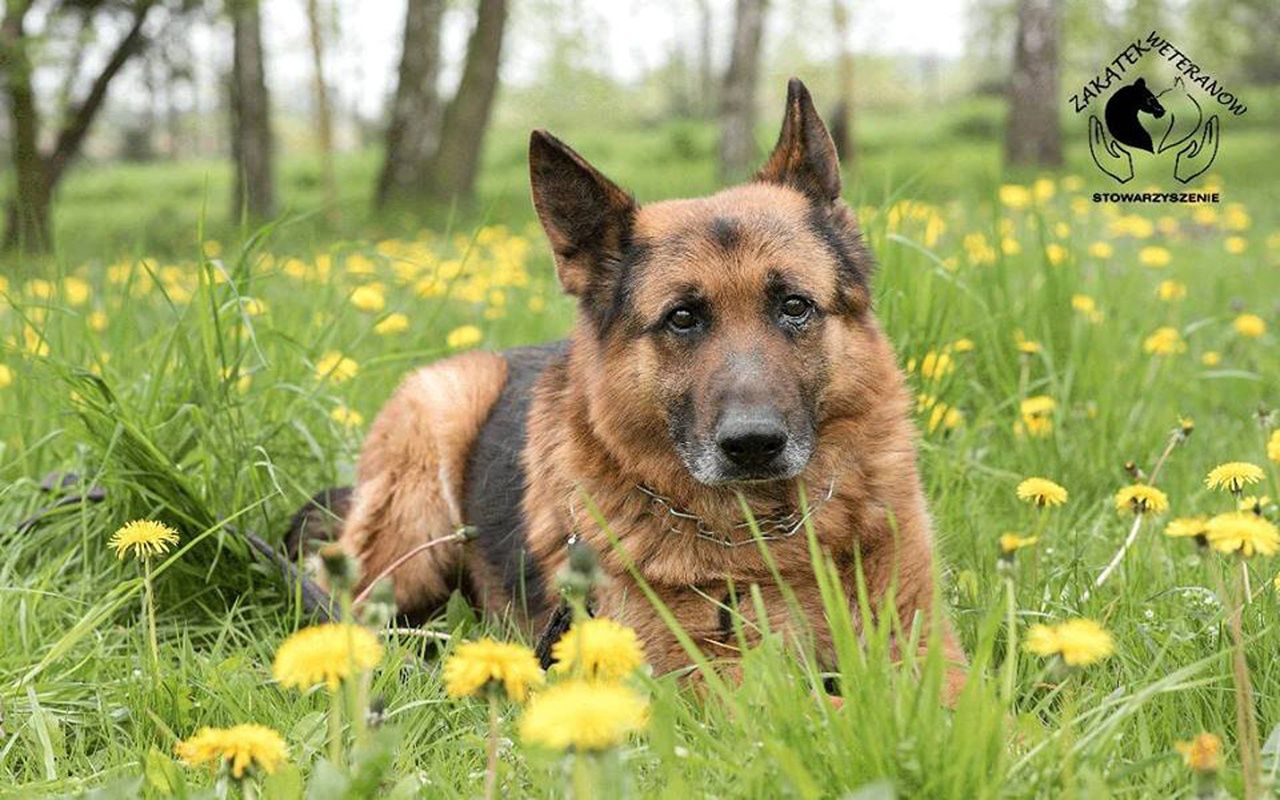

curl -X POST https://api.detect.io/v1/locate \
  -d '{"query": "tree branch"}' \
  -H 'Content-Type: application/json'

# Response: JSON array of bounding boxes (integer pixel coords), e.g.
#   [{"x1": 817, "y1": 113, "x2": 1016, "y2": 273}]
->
[{"x1": 46, "y1": 0, "x2": 155, "y2": 187}]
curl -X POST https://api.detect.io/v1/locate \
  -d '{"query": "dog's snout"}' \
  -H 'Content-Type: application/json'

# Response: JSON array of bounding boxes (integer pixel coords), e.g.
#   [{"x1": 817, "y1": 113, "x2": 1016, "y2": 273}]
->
[{"x1": 715, "y1": 408, "x2": 788, "y2": 469}]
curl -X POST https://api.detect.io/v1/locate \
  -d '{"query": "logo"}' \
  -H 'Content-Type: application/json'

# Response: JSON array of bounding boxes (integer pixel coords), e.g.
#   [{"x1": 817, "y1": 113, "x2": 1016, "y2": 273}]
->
[{"x1": 1071, "y1": 31, "x2": 1247, "y2": 194}]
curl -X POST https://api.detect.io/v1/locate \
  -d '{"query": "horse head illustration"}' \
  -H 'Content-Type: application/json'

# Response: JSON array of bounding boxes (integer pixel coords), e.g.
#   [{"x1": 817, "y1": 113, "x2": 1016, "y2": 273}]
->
[{"x1": 1104, "y1": 77, "x2": 1165, "y2": 153}]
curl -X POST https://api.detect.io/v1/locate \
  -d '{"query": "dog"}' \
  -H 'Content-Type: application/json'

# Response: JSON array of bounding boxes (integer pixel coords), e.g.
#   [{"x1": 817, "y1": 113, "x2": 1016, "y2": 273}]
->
[{"x1": 290, "y1": 79, "x2": 966, "y2": 697}]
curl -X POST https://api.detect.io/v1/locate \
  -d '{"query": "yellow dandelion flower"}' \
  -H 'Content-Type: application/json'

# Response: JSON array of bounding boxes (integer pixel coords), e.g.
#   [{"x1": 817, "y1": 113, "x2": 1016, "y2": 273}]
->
[
  {"x1": 1071, "y1": 294, "x2": 1096, "y2": 315},
  {"x1": 1268, "y1": 430, "x2": 1280, "y2": 464},
  {"x1": 917, "y1": 350, "x2": 954, "y2": 381},
  {"x1": 1142, "y1": 326, "x2": 1185, "y2": 355},
  {"x1": 1238, "y1": 495, "x2": 1271, "y2": 515},
  {"x1": 374, "y1": 312, "x2": 410, "y2": 335},
  {"x1": 0, "y1": 364, "x2": 12, "y2": 389},
  {"x1": 1175, "y1": 733, "x2": 1221, "y2": 774},
  {"x1": 998, "y1": 184, "x2": 1031, "y2": 210},
  {"x1": 1156, "y1": 280, "x2": 1187, "y2": 302},
  {"x1": 1087, "y1": 241, "x2": 1113, "y2": 259},
  {"x1": 551, "y1": 619, "x2": 646, "y2": 681},
  {"x1": 1233, "y1": 313, "x2": 1266, "y2": 338},
  {"x1": 1014, "y1": 330, "x2": 1042, "y2": 355},
  {"x1": 1224, "y1": 236, "x2": 1247, "y2": 255},
  {"x1": 1205, "y1": 462, "x2": 1265, "y2": 493},
  {"x1": 1201, "y1": 351, "x2": 1221, "y2": 367},
  {"x1": 315, "y1": 351, "x2": 359, "y2": 383},
  {"x1": 330, "y1": 405, "x2": 364, "y2": 428},
  {"x1": 1025, "y1": 619, "x2": 1114, "y2": 667},
  {"x1": 1016, "y1": 477, "x2": 1068, "y2": 508},
  {"x1": 272, "y1": 623, "x2": 384, "y2": 690},
  {"x1": 88, "y1": 310, "x2": 108, "y2": 332},
  {"x1": 1137, "y1": 246, "x2": 1171, "y2": 268},
  {"x1": 349, "y1": 285, "x2": 386, "y2": 313},
  {"x1": 999, "y1": 533, "x2": 1038, "y2": 556},
  {"x1": 443, "y1": 638, "x2": 543, "y2": 702},
  {"x1": 176, "y1": 723, "x2": 288, "y2": 778},
  {"x1": 951, "y1": 337, "x2": 975, "y2": 353},
  {"x1": 1204, "y1": 512, "x2": 1279, "y2": 557},
  {"x1": 446, "y1": 325, "x2": 484, "y2": 350},
  {"x1": 519, "y1": 679, "x2": 648, "y2": 752},
  {"x1": 1165, "y1": 516, "x2": 1209, "y2": 541},
  {"x1": 108, "y1": 520, "x2": 180, "y2": 560},
  {"x1": 1017, "y1": 395, "x2": 1056, "y2": 438},
  {"x1": 1114, "y1": 484, "x2": 1170, "y2": 515}
]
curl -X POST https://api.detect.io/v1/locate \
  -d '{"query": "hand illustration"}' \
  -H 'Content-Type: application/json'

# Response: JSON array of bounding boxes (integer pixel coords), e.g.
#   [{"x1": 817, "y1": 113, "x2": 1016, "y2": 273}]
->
[
  {"x1": 1089, "y1": 116, "x2": 1133, "y2": 183},
  {"x1": 1174, "y1": 115, "x2": 1219, "y2": 184}
]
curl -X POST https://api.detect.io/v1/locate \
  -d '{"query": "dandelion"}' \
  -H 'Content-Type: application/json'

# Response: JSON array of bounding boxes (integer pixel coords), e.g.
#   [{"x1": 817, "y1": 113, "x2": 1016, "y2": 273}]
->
[
  {"x1": 1156, "y1": 280, "x2": 1187, "y2": 302},
  {"x1": 1233, "y1": 313, "x2": 1266, "y2": 338},
  {"x1": 1114, "y1": 484, "x2": 1170, "y2": 515},
  {"x1": 445, "y1": 639, "x2": 544, "y2": 800},
  {"x1": 1201, "y1": 351, "x2": 1221, "y2": 367},
  {"x1": 0, "y1": 364, "x2": 11, "y2": 389},
  {"x1": 1238, "y1": 496, "x2": 1271, "y2": 516},
  {"x1": 330, "y1": 405, "x2": 364, "y2": 428},
  {"x1": 1016, "y1": 477, "x2": 1068, "y2": 508},
  {"x1": 1165, "y1": 516, "x2": 1210, "y2": 547},
  {"x1": 1025, "y1": 618, "x2": 1114, "y2": 667},
  {"x1": 110, "y1": 520, "x2": 179, "y2": 674},
  {"x1": 374, "y1": 312, "x2": 409, "y2": 335},
  {"x1": 88, "y1": 310, "x2": 108, "y2": 332},
  {"x1": 1205, "y1": 462, "x2": 1265, "y2": 494},
  {"x1": 1143, "y1": 326, "x2": 1186, "y2": 356},
  {"x1": 446, "y1": 324, "x2": 484, "y2": 349},
  {"x1": 999, "y1": 533, "x2": 1038, "y2": 556},
  {"x1": 1014, "y1": 330, "x2": 1042, "y2": 355},
  {"x1": 443, "y1": 638, "x2": 544, "y2": 702},
  {"x1": 1176, "y1": 732, "x2": 1221, "y2": 774},
  {"x1": 349, "y1": 285, "x2": 386, "y2": 313},
  {"x1": 315, "y1": 351, "x2": 359, "y2": 383},
  {"x1": 176, "y1": 723, "x2": 288, "y2": 780},
  {"x1": 1224, "y1": 236, "x2": 1247, "y2": 254},
  {"x1": 272, "y1": 623, "x2": 384, "y2": 691},
  {"x1": 550, "y1": 618, "x2": 646, "y2": 681},
  {"x1": 1017, "y1": 395, "x2": 1056, "y2": 438},
  {"x1": 520, "y1": 679, "x2": 649, "y2": 752},
  {"x1": 1204, "y1": 512, "x2": 1279, "y2": 557},
  {"x1": 1269, "y1": 430, "x2": 1280, "y2": 464},
  {"x1": 1138, "y1": 246, "x2": 1171, "y2": 268},
  {"x1": 1087, "y1": 241, "x2": 1113, "y2": 259},
  {"x1": 998, "y1": 184, "x2": 1031, "y2": 209},
  {"x1": 951, "y1": 337, "x2": 975, "y2": 353}
]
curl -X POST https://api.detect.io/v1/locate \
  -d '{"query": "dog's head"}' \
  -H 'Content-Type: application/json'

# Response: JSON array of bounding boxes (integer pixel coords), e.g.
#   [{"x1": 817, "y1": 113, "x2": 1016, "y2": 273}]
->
[{"x1": 530, "y1": 79, "x2": 878, "y2": 487}]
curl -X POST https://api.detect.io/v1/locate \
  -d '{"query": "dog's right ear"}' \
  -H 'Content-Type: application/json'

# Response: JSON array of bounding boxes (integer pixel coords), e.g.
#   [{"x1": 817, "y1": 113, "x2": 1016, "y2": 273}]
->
[{"x1": 529, "y1": 130, "x2": 636, "y2": 299}]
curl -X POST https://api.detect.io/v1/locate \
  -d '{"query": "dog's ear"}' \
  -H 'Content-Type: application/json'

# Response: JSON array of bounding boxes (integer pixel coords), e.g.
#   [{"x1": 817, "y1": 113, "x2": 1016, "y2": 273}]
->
[
  {"x1": 755, "y1": 78, "x2": 842, "y2": 203},
  {"x1": 529, "y1": 130, "x2": 637, "y2": 299}
]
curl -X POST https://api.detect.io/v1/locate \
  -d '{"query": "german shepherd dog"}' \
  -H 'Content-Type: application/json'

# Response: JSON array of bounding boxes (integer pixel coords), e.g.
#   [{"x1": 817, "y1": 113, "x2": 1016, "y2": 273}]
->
[{"x1": 291, "y1": 79, "x2": 965, "y2": 697}]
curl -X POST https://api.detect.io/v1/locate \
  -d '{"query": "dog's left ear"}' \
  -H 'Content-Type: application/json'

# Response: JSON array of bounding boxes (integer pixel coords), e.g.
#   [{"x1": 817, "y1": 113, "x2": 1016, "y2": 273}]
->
[
  {"x1": 529, "y1": 130, "x2": 637, "y2": 300},
  {"x1": 756, "y1": 78, "x2": 842, "y2": 203}
]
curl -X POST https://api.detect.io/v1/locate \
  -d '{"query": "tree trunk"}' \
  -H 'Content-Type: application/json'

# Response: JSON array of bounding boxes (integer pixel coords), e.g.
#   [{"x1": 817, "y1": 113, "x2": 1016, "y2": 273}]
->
[
  {"x1": 829, "y1": 0, "x2": 854, "y2": 163},
  {"x1": 1, "y1": 0, "x2": 51, "y2": 253},
  {"x1": 423, "y1": 0, "x2": 507, "y2": 203},
  {"x1": 230, "y1": 0, "x2": 276, "y2": 220},
  {"x1": 1005, "y1": 0, "x2": 1062, "y2": 167},
  {"x1": 375, "y1": 0, "x2": 445, "y2": 208},
  {"x1": 305, "y1": 0, "x2": 338, "y2": 221},
  {"x1": 695, "y1": 0, "x2": 714, "y2": 117},
  {"x1": 2, "y1": 0, "x2": 153, "y2": 253},
  {"x1": 718, "y1": 0, "x2": 767, "y2": 183}
]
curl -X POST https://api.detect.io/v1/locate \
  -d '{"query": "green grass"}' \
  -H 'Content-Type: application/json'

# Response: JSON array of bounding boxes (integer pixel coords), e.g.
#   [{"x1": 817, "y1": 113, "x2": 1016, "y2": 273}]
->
[{"x1": 1, "y1": 95, "x2": 1279, "y2": 798}]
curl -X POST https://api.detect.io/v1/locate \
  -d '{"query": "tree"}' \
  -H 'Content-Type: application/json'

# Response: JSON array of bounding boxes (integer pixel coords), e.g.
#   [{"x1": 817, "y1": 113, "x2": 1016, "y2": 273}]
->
[
  {"x1": 229, "y1": 0, "x2": 275, "y2": 220},
  {"x1": 1, "y1": 0, "x2": 156, "y2": 253},
  {"x1": 375, "y1": 0, "x2": 446, "y2": 208},
  {"x1": 1004, "y1": 0, "x2": 1062, "y2": 167},
  {"x1": 304, "y1": 0, "x2": 337, "y2": 220},
  {"x1": 718, "y1": 0, "x2": 768, "y2": 182},
  {"x1": 422, "y1": 0, "x2": 508, "y2": 203},
  {"x1": 829, "y1": 0, "x2": 855, "y2": 163}
]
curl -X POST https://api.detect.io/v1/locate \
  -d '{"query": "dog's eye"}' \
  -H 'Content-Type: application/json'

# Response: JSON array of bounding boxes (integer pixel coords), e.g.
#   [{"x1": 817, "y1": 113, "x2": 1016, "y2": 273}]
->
[
  {"x1": 666, "y1": 306, "x2": 703, "y2": 333},
  {"x1": 779, "y1": 296, "x2": 813, "y2": 322}
]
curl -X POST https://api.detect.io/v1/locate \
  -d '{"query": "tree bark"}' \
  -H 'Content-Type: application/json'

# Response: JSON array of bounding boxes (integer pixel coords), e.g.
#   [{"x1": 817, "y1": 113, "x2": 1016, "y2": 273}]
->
[
  {"x1": 1004, "y1": 0, "x2": 1062, "y2": 167},
  {"x1": 2, "y1": 0, "x2": 154, "y2": 253},
  {"x1": 230, "y1": 0, "x2": 276, "y2": 220},
  {"x1": 718, "y1": 0, "x2": 767, "y2": 183},
  {"x1": 695, "y1": 0, "x2": 714, "y2": 117},
  {"x1": 305, "y1": 0, "x2": 338, "y2": 221},
  {"x1": 375, "y1": 0, "x2": 445, "y2": 208},
  {"x1": 2, "y1": 0, "x2": 50, "y2": 252},
  {"x1": 423, "y1": 0, "x2": 507, "y2": 203},
  {"x1": 829, "y1": 0, "x2": 854, "y2": 163}
]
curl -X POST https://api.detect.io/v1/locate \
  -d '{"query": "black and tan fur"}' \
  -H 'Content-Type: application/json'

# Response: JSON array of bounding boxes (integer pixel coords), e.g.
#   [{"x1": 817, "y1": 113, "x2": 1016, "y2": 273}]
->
[{"x1": 294, "y1": 79, "x2": 965, "y2": 697}]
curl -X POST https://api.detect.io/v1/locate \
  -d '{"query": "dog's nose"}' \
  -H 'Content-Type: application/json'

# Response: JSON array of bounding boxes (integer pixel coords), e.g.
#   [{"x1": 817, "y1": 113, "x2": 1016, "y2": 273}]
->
[{"x1": 716, "y1": 409, "x2": 788, "y2": 469}]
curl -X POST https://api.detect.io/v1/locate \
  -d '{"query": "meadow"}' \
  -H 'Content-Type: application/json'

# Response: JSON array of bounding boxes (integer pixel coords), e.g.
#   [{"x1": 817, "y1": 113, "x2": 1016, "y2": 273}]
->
[{"x1": 1, "y1": 94, "x2": 1279, "y2": 798}]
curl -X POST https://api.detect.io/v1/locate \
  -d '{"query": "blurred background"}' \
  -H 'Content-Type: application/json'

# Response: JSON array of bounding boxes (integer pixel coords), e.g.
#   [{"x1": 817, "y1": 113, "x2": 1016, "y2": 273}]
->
[{"x1": 0, "y1": 0, "x2": 1276, "y2": 265}]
